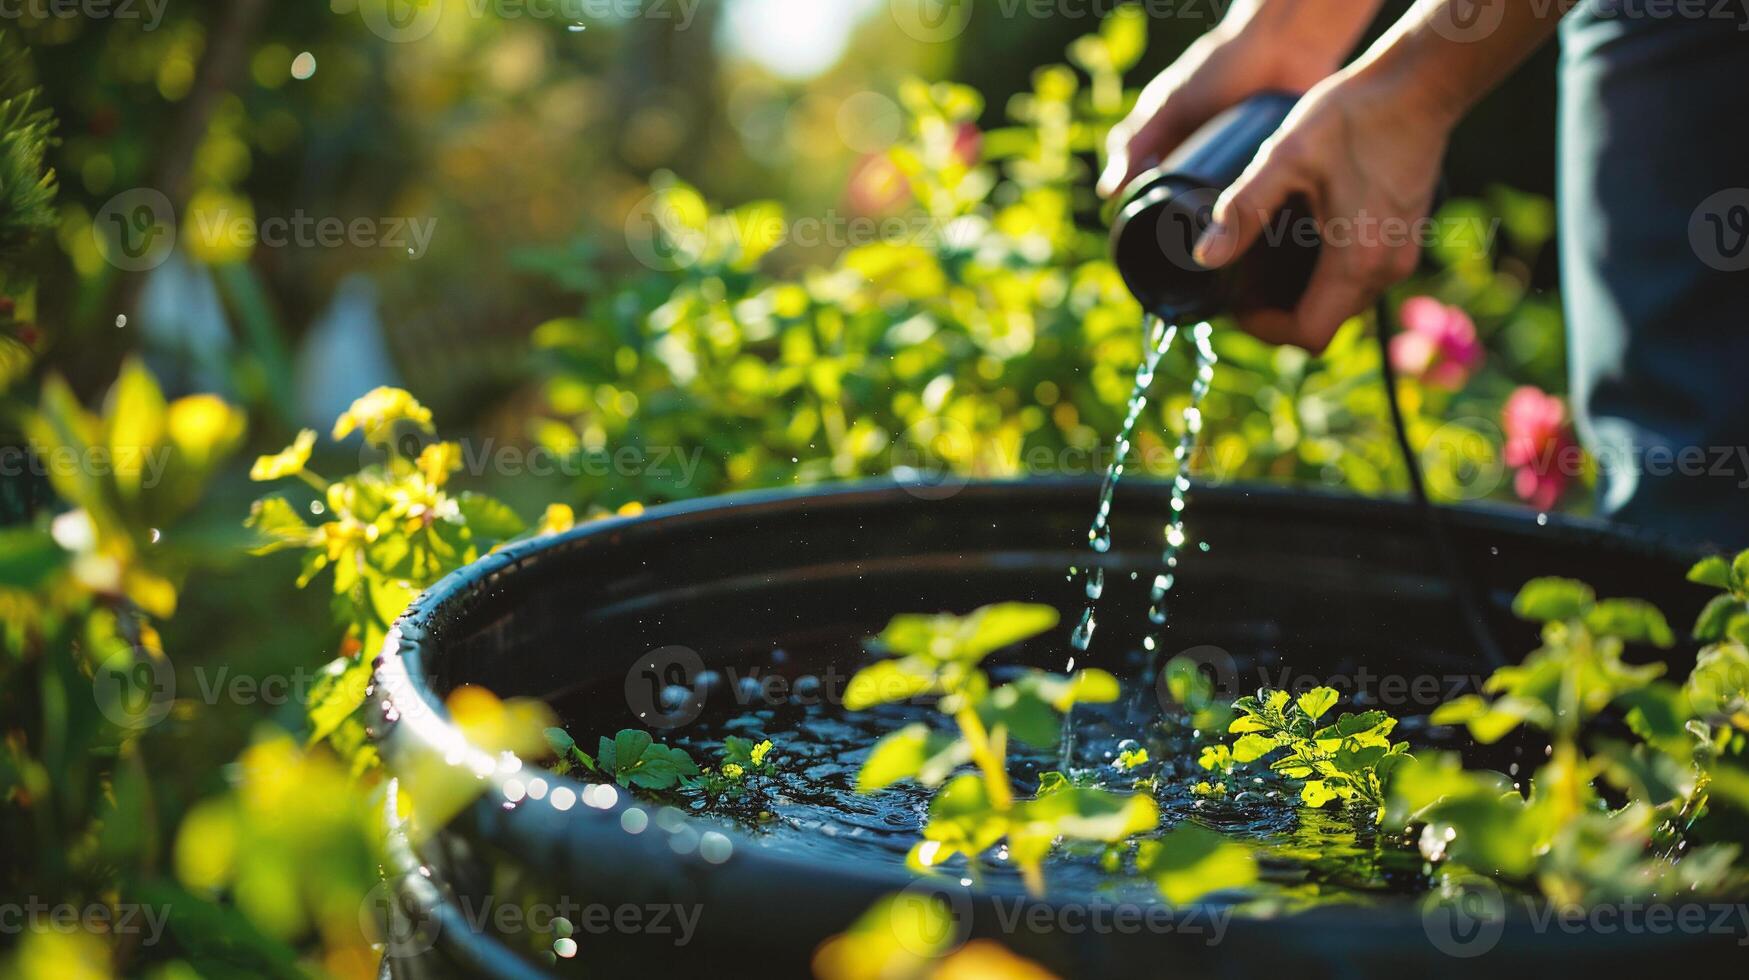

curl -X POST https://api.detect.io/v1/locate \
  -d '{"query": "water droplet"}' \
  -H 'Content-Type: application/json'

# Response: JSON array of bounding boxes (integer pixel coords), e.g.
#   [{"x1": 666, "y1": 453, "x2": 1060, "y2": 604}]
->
[
  {"x1": 114, "y1": 314, "x2": 127, "y2": 328},
  {"x1": 1084, "y1": 566, "x2": 1104, "y2": 600},
  {"x1": 1088, "y1": 522, "x2": 1112, "y2": 553},
  {"x1": 1070, "y1": 609, "x2": 1096, "y2": 651}
]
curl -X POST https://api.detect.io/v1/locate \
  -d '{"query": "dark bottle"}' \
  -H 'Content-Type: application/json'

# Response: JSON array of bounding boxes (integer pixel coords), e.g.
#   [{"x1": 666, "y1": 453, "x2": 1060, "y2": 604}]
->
[{"x1": 1109, "y1": 91, "x2": 1319, "y2": 322}]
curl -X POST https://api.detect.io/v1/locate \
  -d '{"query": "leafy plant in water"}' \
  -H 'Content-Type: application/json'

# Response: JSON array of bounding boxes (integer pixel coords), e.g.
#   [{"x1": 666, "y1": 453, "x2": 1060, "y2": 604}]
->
[
  {"x1": 546, "y1": 727, "x2": 776, "y2": 800},
  {"x1": 1196, "y1": 684, "x2": 1410, "y2": 819},
  {"x1": 1395, "y1": 577, "x2": 1749, "y2": 902},
  {"x1": 846, "y1": 602, "x2": 1161, "y2": 896}
]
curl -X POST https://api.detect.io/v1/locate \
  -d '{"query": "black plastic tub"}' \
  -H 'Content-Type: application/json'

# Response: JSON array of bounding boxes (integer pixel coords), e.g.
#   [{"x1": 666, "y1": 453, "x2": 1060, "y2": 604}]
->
[{"x1": 368, "y1": 478, "x2": 1734, "y2": 979}]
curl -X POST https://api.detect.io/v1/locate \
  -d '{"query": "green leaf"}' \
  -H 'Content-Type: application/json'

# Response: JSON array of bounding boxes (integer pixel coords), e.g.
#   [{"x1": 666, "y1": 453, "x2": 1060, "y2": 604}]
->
[
  {"x1": 983, "y1": 680, "x2": 1062, "y2": 749},
  {"x1": 544, "y1": 727, "x2": 575, "y2": 756},
  {"x1": 1513, "y1": 577, "x2": 1595, "y2": 622},
  {"x1": 455, "y1": 492, "x2": 526, "y2": 543},
  {"x1": 1734, "y1": 550, "x2": 1749, "y2": 589},
  {"x1": 1300, "y1": 780, "x2": 1337, "y2": 808},
  {"x1": 1685, "y1": 643, "x2": 1749, "y2": 724},
  {"x1": 858, "y1": 723, "x2": 968, "y2": 791},
  {"x1": 844, "y1": 657, "x2": 937, "y2": 710},
  {"x1": 1137, "y1": 824, "x2": 1257, "y2": 904},
  {"x1": 1584, "y1": 599, "x2": 1674, "y2": 647},
  {"x1": 246, "y1": 497, "x2": 314, "y2": 555},
  {"x1": 0, "y1": 526, "x2": 64, "y2": 588},
  {"x1": 1688, "y1": 555, "x2": 1732, "y2": 589},
  {"x1": 1694, "y1": 594, "x2": 1744, "y2": 642},
  {"x1": 921, "y1": 773, "x2": 1006, "y2": 856},
  {"x1": 1011, "y1": 787, "x2": 1157, "y2": 863},
  {"x1": 1296, "y1": 686, "x2": 1339, "y2": 721},
  {"x1": 1230, "y1": 733, "x2": 1279, "y2": 763},
  {"x1": 306, "y1": 655, "x2": 372, "y2": 746},
  {"x1": 105, "y1": 356, "x2": 168, "y2": 499},
  {"x1": 877, "y1": 602, "x2": 1058, "y2": 665},
  {"x1": 610, "y1": 729, "x2": 652, "y2": 771}
]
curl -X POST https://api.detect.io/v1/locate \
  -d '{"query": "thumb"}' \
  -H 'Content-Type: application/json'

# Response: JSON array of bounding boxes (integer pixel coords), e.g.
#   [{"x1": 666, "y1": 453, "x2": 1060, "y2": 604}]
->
[{"x1": 1193, "y1": 149, "x2": 1301, "y2": 269}]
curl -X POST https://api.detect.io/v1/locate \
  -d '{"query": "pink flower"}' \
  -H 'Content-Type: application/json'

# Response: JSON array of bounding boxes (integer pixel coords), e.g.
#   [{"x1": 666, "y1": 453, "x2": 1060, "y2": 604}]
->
[
  {"x1": 1390, "y1": 297, "x2": 1483, "y2": 391},
  {"x1": 1501, "y1": 386, "x2": 1576, "y2": 511}
]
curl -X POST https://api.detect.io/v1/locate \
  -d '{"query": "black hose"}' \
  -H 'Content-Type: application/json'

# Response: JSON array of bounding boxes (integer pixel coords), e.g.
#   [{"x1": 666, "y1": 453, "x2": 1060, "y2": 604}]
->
[{"x1": 1375, "y1": 297, "x2": 1508, "y2": 667}]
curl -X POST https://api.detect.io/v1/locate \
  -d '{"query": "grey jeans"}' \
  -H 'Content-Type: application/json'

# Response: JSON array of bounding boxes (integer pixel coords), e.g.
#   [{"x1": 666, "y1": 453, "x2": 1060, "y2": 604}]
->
[{"x1": 1559, "y1": 1, "x2": 1749, "y2": 548}]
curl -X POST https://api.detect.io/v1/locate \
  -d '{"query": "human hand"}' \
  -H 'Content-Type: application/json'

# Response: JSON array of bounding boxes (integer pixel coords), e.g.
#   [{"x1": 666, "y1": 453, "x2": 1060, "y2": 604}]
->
[
  {"x1": 1097, "y1": 1, "x2": 1377, "y2": 199},
  {"x1": 1191, "y1": 65, "x2": 1455, "y2": 351}
]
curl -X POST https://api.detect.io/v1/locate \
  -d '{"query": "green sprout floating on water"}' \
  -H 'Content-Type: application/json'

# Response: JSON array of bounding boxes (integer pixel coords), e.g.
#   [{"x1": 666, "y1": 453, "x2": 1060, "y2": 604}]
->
[
  {"x1": 1193, "y1": 687, "x2": 1412, "y2": 821},
  {"x1": 545, "y1": 727, "x2": 777, "y2": 803},
  {"x1": 845, "y1": 602, "x2": 1255, "y2": 901}
]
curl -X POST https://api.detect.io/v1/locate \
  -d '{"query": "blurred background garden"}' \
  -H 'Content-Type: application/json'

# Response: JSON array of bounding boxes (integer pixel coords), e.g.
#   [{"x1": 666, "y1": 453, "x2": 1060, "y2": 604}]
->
[{"x1": 1, "y1": 1, "x2": 1580, "y2": 976}]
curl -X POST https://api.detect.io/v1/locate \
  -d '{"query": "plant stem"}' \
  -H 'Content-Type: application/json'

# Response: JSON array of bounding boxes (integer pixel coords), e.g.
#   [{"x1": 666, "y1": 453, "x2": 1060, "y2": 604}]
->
[{"x1": 953, "y1": 707, "x2": 1014, "y2": 811}]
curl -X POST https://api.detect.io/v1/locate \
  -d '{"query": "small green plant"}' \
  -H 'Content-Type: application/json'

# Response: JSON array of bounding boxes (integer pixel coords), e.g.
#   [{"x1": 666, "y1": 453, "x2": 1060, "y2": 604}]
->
[
  {"x1": 1195, "y1": 684, "x2": 1410, "y2": 819},
  {"x1": 846, "y1": 602, "x2": 1161, "y2": 895},
  {"x1": 545, "y1": 727, "x2": 777, "y2": 800},
  {"x1": 247, "y1": 388, "x2": 575, "y2": 770},
  {"x1": 1394, "y1": 577, "x2": 1749, "y2": 903}
]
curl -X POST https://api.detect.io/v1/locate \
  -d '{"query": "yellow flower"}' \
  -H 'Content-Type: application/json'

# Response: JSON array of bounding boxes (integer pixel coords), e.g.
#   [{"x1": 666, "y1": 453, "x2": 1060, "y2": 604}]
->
[
  {"x1": 331, "y1": 387, "x2": 433, "y2": 445},
  {"x1": 749, "y1": 739, "x2": 773, "y2": 767},
  {"x1": 415, "y1": 441, "x2": 462, "y2": 487},
  {"x1": 536, "y1": 503, "x2": 575, "y2": 537},
  {"x1": 722, "y1": 763, "x2": 745, "y2": 780},
  {"x1": 251, "y1": 429, "x2": 317, "y2": 481}
]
